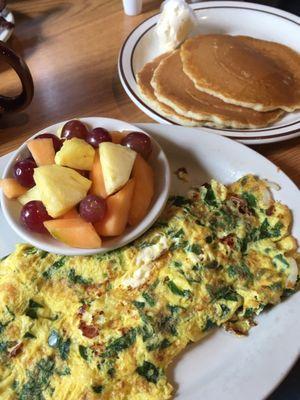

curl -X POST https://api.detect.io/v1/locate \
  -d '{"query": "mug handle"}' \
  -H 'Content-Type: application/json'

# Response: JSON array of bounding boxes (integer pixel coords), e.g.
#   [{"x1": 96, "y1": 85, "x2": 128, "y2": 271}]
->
[{"x1": 0, "y1": 41, "x2": 34, "y2": 113}]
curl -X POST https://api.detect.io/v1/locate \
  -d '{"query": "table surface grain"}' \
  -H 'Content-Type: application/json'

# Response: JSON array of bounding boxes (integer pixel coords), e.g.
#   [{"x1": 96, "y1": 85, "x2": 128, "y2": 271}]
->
[{"x1": 0, "y1": 1, "x2": 299, "y2": 398}]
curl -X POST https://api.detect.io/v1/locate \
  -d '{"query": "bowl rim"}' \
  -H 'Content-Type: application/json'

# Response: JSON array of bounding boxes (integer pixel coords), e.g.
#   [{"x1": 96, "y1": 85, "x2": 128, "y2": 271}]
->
[{"x1": 0, "y1": 117, "x2": 171, "y2": 256}]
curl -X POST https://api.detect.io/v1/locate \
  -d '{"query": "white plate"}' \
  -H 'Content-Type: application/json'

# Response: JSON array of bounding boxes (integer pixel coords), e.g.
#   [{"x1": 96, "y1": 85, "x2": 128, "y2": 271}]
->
[
  {"x1": 0, "y1": 123, "x2": 299, "y2": 399},
  {"x1": 118, "y1": 1, "x2": 300, "y2": 145},
  {"x1": 0, "y1": 8, "x2": 14, "y2": 42},
  {"x1": 0, "y1": 118, "x2": 170, "y2": 256}
]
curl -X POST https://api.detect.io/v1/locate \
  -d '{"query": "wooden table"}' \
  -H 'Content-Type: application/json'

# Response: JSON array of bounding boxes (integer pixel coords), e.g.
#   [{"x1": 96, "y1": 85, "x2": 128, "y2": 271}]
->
[
  {"x1": 0, "y1": 1, "x2": 299, "y2": 398},
  {"x1": 0, "y1": 0, "x2": 299, "y2": 187}
]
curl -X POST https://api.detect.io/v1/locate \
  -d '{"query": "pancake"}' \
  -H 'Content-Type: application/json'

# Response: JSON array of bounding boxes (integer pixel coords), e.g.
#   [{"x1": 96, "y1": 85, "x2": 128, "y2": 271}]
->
[
  {"x1": 180, "y1": 34, "x2": 300, "y2": 112},
  {"x1": 137, "y1": 54, "x2": 201, "y2": 127},
  {"x1": 151, "y1": 50, "x2": 284, "y2": 129}
]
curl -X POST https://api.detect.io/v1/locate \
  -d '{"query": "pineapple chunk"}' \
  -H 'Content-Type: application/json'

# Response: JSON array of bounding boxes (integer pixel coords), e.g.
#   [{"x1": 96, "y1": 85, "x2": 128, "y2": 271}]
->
[
  {"x1": 100, "y1": 142, "x2": 136, "y2": 196},
  {"x1": 55, "y1": 138, "x2": 95, "y2": 171},
  {"x1": 18, "y1": 185, "x2": 41, "y2": 205},
  {"x1": 34, "y1": 165, "x2": 91, "y2": 218}
]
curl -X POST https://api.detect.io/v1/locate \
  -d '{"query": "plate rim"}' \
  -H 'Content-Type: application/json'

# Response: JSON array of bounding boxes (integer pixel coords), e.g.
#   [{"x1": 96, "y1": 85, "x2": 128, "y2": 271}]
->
[
  {"x1": 137, "y1": 123, "x2": 300, "y2": 198},
  {"x1": 118, "y1": 1, "x2": 300, "y2": 144}
]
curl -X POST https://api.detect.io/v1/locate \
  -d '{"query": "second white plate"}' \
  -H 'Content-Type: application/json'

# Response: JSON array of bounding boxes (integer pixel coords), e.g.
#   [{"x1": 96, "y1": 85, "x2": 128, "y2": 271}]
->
[{"x1": 118, "y1": 1, "x2": 300, "y2": 145}]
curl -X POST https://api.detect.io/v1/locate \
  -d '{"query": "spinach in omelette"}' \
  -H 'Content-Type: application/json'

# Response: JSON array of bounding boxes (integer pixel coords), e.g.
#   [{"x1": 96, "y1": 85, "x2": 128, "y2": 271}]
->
[{"x1": 0, "y1": 175, "x2": 298, "y2": 400}]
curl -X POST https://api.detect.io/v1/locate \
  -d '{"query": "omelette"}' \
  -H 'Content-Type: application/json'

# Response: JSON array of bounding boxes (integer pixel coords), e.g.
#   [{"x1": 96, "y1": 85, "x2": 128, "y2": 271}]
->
[{"x1": 0, "y1": 175, "x2": 299, "y2": 399}]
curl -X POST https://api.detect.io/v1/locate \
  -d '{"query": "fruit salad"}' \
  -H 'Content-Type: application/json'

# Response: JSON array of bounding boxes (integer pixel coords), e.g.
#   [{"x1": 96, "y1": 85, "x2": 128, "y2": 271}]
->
[{"x1": 0, "y1": 120, "x2": 155, "y2": 248}]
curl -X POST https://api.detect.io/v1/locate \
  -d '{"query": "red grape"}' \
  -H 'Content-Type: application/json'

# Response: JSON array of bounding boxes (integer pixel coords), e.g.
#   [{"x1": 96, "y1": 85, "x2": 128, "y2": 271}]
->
[
  {"x1": 86, "y1": 127, "x2": 112, "y2": 148},
  {"x1": 61, "y1": 120, "x2": 88, "y2": 140},
  {"x1": 79, "y1": 195, "x2": 107, "y2": 223},
  {"x1": 121, "y1": 132, "x2": 152, "y2": 159},
  {"x1": 35, "y1": 133, "x2": 63, "y2": 152},
  {"x1": 20, "y1": 201, "x2": 52, "y2": 233},
  {"x1": 13, "y1": 159, "x2": 37, "y2": 188}
]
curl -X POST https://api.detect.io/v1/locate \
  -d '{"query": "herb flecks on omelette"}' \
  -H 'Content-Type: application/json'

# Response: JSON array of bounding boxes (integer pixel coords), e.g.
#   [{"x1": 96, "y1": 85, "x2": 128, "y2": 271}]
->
[{"x1": 0, "y1": 174, "x2": 298, "y2": 399}]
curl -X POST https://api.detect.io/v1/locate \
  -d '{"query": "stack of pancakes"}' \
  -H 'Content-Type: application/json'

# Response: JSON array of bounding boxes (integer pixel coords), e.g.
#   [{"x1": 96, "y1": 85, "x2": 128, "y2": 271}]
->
[{"x1": 137, "y1": 34, "x2": 300, "y2": 129}]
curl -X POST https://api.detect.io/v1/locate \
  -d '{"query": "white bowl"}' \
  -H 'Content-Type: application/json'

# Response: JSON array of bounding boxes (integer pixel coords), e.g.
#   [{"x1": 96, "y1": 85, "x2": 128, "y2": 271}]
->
[{"x1": 1, "y1": 117, "x2": 171, "y2": 256}]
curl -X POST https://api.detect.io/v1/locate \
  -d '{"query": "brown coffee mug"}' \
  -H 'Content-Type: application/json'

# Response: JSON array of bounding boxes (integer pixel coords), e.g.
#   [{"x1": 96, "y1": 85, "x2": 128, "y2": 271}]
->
[{"x1": 0, "y1": 40, "x2": 34, "y2": 114}]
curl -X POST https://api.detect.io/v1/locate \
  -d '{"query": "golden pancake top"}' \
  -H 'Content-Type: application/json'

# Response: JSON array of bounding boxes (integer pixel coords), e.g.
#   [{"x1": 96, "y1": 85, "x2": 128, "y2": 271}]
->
[
  {"x1": 181, "y1": 34, "x2": 300, "y2": 112},
  {"x1": 151, "y1": 50, "x2": 283, "y2": 129}
]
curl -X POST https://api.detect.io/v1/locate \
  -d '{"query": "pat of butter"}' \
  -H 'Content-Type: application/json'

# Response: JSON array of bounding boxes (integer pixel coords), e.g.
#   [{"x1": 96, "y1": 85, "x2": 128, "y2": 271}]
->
[{"x1": 156, "y1": 0, "x2": 198, "y2": 52}]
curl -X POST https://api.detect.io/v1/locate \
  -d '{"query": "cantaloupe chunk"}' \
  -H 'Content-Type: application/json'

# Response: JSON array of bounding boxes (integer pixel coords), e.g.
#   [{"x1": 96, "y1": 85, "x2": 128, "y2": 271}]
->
[
  {"x1": 110, "y1": 131, "x2": 125, "y2": 144},
  {"x1": 94, "y1": 178, "x2": 135, "y2": 237},
  {"x1": 0, "y1": 178, "x2": 27, "y2": 199},
  {"x1": 128, "y1": 155, "x2": 154, "y2": 226},
  {"x1": 89, "y1": 154, "x2": 107, "y2": 198},
  {"x1": 44, "y1": 218, "x2": 102, "y2": 248},
  {"x1": 61, "y1": 208, "x2": 81, "y2": 219},
  {"x1": 27, "y1": 138, "x2": 55, "y2": 166}
]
